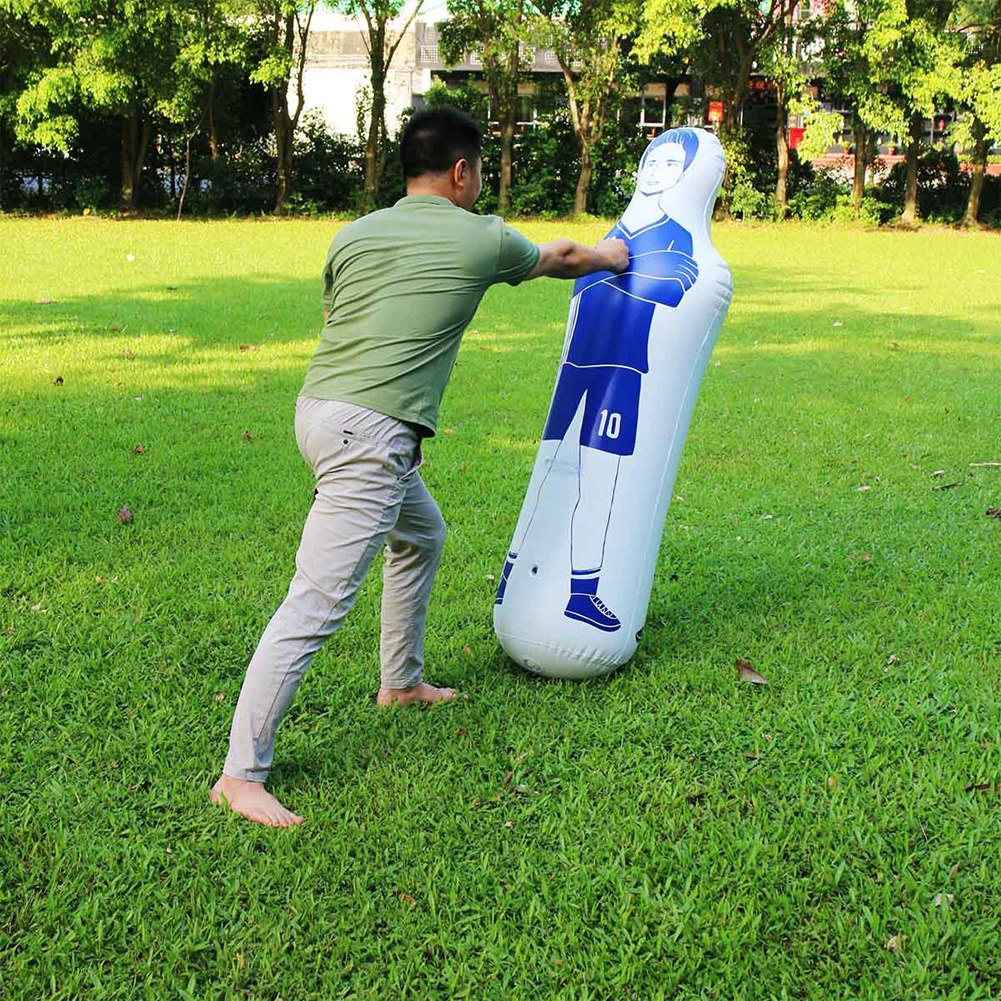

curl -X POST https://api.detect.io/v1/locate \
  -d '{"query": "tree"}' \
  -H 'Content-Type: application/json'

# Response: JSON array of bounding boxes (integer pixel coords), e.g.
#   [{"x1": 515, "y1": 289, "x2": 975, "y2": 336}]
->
[
  {"x1": 7, "y1": 0, "x2": 181, "y2": 209},
  {"x1": 637, "y1": 0, "x2": 798, "y2": 220},
  {"x1": 248, "y1": 0, "x2": 317, "y2": 214},
  {"x1": 0, "y1": 3, "x2": 53, "y2": 206},
  {"x1": 757, "y1": 1, "x2": 803, "y2": 218},
  {"x1": 166, "y1": 3, "x2": 249, "y2": 217},
  {"x1": 440, "y1": 0, "x2": 527, "y2": 213},
  {"x1": 952, "y1": 0, "x2": 1001, "y2": 224},
  {"x1": 817, "y1": 0, "x2": 961, "y2": 221},
  {"x1": 820, "y1": 0, "x2": 889, "y2": 210},
  {"x1": 863, "y1": 0, "x2": 963, "y2": 224},
  {"x1": 639, "y1": 0, "x2": 798, "y2": 130},
  {"x1": 535, "y1": 0, "x2": 640, "y2": 214},
  {"x1": 338, "y1": 0, "x2": 424, "y2": 209}
]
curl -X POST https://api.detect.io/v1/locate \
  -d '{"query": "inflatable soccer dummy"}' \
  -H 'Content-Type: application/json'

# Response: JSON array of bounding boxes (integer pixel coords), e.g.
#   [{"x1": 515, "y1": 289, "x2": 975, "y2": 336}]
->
[{"x1": 493, "y1": 127, "x2": 733, "y2": 679}]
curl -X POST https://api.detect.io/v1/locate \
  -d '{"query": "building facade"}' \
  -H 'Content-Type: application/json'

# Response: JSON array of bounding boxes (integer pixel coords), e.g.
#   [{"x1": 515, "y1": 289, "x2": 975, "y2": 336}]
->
[
  {"x1": 298, "y1": 11, "x2": 997, "y2": 167},
  {"x1": 298, "y1": 12, "x2": 694, "y2": 139}
]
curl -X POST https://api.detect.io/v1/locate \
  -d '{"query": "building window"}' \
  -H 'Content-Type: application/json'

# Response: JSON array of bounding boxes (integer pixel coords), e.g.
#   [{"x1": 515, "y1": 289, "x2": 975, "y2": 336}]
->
[
  {"x1": 487, "y1": 96, "x2": 541, "y2": 132},
  {"x1": 640, "y1": 90, "x2": 666, "y2": 129},
  {"x1": 517, "y1": 96, "x2": 538, "y2": 128}
]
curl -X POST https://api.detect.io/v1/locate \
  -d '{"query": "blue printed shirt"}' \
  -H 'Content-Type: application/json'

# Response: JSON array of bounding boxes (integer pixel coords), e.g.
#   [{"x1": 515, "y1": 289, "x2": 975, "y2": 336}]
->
[{"x1": 566, "y1": 216, "x2": 697, "y2": 372}]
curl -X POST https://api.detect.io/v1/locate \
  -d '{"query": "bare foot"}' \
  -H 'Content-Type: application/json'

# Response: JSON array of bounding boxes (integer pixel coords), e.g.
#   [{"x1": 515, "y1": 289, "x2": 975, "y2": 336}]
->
[
  {"x1": 210, "y1": 774, "x2": 304, "y2": 828},
  {"x1": 376, "y1": 681, "x2": 458, "y2": 708}
]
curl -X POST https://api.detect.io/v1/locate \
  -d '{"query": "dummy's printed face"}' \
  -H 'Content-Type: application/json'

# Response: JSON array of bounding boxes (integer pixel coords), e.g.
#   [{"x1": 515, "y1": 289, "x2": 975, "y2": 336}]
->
[{"x1": 637, "y1": 142, "x2": 688, "y2": 195}]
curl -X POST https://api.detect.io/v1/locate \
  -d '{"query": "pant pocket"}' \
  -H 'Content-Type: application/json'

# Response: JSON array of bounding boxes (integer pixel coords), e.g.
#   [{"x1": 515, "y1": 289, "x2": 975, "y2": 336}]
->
[
  {"x1": 378, "y1": 437, "x2": 422, "y2": 483},
  {"x1": 398, "y1": 441, "x2": 424, "y2": 482}
]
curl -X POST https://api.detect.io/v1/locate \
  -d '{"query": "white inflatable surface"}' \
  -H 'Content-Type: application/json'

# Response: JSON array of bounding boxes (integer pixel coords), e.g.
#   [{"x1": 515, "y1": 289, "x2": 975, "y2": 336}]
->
[{"x1": 493, "y1": 127, "x2": 733, "y2": 679}]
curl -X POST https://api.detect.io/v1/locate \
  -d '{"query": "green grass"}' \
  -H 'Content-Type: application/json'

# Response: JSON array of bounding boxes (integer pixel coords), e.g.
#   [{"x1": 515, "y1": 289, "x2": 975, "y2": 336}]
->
[{"x1": 1, "y1": 216, "x2": 1000, "y2": 1000}]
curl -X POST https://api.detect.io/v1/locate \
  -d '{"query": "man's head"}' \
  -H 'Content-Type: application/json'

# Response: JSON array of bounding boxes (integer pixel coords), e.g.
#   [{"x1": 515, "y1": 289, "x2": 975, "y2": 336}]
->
[
  {"x1": 636, "y1": 128, "x2": 700, "y2": 196},
  {"x1": 400, "y1": 106, "x2": 483, "y2": 210}
]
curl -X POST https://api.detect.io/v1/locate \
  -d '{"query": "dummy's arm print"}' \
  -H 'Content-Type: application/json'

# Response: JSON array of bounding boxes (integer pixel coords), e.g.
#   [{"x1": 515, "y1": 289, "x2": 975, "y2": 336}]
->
[
  {"x1": 574, "y1": 225, "x2": 699, "y2": 310},
  {"x1": 596, "y1": 251, "x2": 699, "y2": 308}
]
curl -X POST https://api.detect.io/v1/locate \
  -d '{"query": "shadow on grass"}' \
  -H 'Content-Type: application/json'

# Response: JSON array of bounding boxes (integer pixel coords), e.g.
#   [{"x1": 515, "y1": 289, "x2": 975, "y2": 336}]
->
[{"x1": 2, "y1": 275, "x2": 317, "y2": 343}]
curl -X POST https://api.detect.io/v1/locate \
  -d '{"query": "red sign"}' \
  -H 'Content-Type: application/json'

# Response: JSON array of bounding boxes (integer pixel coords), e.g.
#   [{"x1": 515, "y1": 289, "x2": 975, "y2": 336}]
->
[
  {"x1": 789, "y1": 127, "x2": 805, "y2": 150},
  {"x1": 708, "y1": 101, "x2": 724, "y2": 124}
]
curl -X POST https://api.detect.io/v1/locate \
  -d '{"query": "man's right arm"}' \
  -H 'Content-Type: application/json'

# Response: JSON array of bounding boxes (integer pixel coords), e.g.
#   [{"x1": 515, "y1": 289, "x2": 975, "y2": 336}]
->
[{"x1": 526, "y1": 238, "x2": 629, "y2": 281}]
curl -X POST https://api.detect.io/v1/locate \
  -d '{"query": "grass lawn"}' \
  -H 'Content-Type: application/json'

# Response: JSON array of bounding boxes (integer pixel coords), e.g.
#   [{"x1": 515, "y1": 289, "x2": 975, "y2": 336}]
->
[{"x1": 1, "y1": 215, "x2": 1000, "y2": 1000}]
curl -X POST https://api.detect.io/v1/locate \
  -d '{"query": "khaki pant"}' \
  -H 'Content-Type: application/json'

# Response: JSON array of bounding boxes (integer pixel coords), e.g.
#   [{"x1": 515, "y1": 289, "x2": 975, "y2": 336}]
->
[{"x1": 223, "y1": 397, "x2": 446, "y2": 783}]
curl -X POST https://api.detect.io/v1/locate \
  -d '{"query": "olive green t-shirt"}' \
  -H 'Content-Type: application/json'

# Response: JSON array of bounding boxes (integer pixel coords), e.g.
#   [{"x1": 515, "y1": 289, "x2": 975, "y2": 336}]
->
[{"x1": 300, "y1": 195, "x2": 540, "y2": 435}]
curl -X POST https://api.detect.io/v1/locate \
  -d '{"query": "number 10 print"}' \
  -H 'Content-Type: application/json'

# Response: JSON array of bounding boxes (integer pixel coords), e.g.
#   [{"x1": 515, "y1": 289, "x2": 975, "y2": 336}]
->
[{"x1": 597, "y1": 409, "x2": 621, "y2": 440}]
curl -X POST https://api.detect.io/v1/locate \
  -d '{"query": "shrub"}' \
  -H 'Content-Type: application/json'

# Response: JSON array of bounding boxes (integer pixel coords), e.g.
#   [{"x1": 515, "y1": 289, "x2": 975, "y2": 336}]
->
[
  {"x1": 187, "y1": 135, "x2": 275, "y2": 215},
  {"x1": 510, "y1": 110, "x2": 578, "y2": 217},
  {"x1": 729, "y1": 180, "x2": 767, "y2": 219},
  {"x1": 73, "y1": 174, "x2": 111, "y2": 213},
  {"x1": 788, "y1": 169, "x2": 843, "y2": 219},
  {"x1": 878, "y1": 146, "x2": 970, "y2": 223},
  {"x1": 292, "y1": 110, "x2": 363, "y2": 211},
  {"x1": 716, "y1": 126, "x2": 765, "y2": 218},
  {"x1": 590, "y1": 120, "x2": 649, "y2": 218}
]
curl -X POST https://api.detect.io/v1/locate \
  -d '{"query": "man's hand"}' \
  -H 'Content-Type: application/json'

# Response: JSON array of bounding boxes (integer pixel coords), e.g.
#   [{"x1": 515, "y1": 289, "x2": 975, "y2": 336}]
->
[
  {"x1": 528, "y1": 237, "x2": 630, "y2": 281},
  {"x1": 596, "y1": 238, "x2": 629, "y2": 274}
]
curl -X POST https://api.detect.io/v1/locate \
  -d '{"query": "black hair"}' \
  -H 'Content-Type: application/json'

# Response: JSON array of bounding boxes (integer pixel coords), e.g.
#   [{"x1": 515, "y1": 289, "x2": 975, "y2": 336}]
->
[{"x1": 400, "y1": 106, "x2": 483, "y2": 180}]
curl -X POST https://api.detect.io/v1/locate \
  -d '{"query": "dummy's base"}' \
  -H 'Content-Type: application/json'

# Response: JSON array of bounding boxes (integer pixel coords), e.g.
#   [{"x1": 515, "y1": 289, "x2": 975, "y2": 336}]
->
[{"x1": 496, "y1": 631, "x2": 633, "y2": 680}]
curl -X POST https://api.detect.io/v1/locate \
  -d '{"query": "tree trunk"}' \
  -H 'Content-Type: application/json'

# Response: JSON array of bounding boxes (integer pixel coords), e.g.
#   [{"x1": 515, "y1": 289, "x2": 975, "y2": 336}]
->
[
  {"x1": 963, "y1": 117, "x2": 988, "y2": 228},
  {"x1": 208, "y1": 81, "x2": 220, "y2": 160},
  {"x1": 273, "y1": 89, "x2": 294, "y2": 215},
  {"x1": 363, "y1": 71, "x2": 386, "y2": 207},
  {"x1": 177, "y1": 103, "x2": 208, "y2": 222},
  {"x1": 120, "y1": 120, "x2": 135, "y2": 209},
  {"x1": 774, "y1": 82, "x2": 789, "y2": 220},
  {"x1": 120, "y1": 112, "x2": 151, "y2": 210},
  {"x1": 852, "y1": 115, "x2": 867, "y2": 210},
  {"x1": 663, "y1": 77, "x2": 681, "y2": 129},
  {"x1": 573, "y1": 144, "x2": 591, "y2": 215},
  {"x1": 900, "y1": 112, "x2": 923, "y2": 227},
  {"x1": 497, "y1": 45, "x2": 521, "y2": 213},
  {"x1": 724, "y1": 44, "x2": 754, "y2": 128},
  {"x1": 275, "y1": 125, "x2": 293, "y2": 214},
  {"x1": 360, "y1": 0, "x2": 420, "y2": 208},
  {"x1": 363, "y1": 28, "x2": 387, "y2": 210},
  {"x1": 272, "y1": 8, "x2": 311, "y2": 215},
  {"x1": 177, "y1": 130, "x2": 195, "y2": 221},
  {"x1": 712, "y1": 14, "x2": 751, "y2": 130},
  {"x1": 498, "y1": 103, "x2": 515, "y2": 213},
  {"x1": 558, "y1": 34, "x2": 618, "y2": 218}
]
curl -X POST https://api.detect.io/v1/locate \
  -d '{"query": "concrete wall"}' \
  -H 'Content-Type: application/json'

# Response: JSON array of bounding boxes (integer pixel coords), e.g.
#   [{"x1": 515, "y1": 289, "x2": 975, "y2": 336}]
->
[{"x1": 295, "y1": 11, "x2": 429, "y2": 137}]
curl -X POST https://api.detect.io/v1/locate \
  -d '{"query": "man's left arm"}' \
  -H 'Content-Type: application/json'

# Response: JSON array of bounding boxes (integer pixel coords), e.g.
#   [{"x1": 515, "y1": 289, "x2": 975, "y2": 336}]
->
[{"x1": 494, "y1": 221, "x2": 629, "y2": 285}]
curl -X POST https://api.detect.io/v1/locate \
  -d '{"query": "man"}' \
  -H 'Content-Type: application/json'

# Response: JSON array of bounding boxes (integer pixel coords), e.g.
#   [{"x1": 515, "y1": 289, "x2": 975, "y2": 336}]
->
[
  {"x1": 495, "y1": 129, "x2": 701, "y2": 632},
  {"x1": 211, "y1": 106, "x2": 629, "y2": 827}
]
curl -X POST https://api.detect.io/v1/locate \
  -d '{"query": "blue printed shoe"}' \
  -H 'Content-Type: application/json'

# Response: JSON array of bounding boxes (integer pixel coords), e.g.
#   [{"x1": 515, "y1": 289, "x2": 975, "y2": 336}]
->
[{"x1": 564, "y1": 593, "x2": 621, "y2": 632}]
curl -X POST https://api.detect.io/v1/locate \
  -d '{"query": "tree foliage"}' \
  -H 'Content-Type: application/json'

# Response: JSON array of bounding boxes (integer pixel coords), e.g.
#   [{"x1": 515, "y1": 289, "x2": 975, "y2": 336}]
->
[
  {"x1": 0, "y1": 0, "x2": 998, "y2": 222},
  {"x1": 338, "y1": 0, "x2": 424, "y2": 208},
  {"x1": 440, "y1": 0, "x2": 529, "y2": 211},
  {"x1": 533, "y1": 0, "x2": 641, "y2": 213}
]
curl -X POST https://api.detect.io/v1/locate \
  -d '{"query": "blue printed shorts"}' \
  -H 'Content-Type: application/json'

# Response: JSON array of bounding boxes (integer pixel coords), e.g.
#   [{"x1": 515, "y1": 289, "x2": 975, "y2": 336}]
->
[{"x1": 542, "y1": 364, "x2": 641, "y2": 457}]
